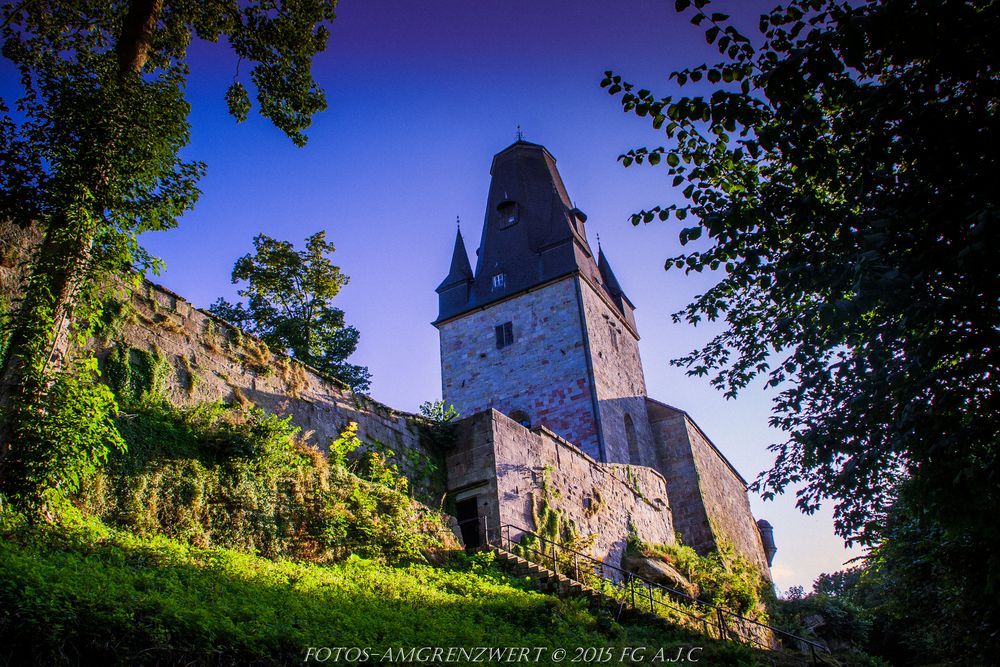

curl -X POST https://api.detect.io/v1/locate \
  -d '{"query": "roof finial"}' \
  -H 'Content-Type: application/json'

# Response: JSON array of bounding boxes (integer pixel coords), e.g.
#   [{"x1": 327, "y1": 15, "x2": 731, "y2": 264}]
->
[
  {"x1": 456, "y1": 215, "x2": 461, "y2": 230},
  {"x1": 596, "y1": 232, "x2": 602, "y2": 250},
  {"x1": 516, "y1": 125, "x2": 523, "y2": 142}
]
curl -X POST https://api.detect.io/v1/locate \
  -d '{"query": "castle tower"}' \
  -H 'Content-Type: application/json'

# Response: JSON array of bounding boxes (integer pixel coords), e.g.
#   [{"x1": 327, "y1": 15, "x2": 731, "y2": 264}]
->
[{"x1": 434, "y1": 140, "x2": 657, "y2": 465}]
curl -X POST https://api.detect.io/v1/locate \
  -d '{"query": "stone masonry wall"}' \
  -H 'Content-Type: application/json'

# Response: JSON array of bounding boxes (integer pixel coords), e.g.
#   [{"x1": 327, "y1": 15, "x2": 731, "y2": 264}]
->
[
  {"x1": 577, "y1": 277, "x2": 657, "y2": 466},
  {"x1": 648, "y1": 401, "x2": 771, "y2": 578},
  {"x1": 100, "y1": 281, "x2": 430, "y2": 462},
  {"x1": 447, "y1": 410, "x2": 675, "y2": 570},
  {"x1": 2, "y1": 225, "x2": 463, "y2": 546},
  {"x1": 0, "y1": 241, "x2": 436, "y2": 488},
  {"x1": 682, "y1": 416, "x2": 771, "y2": 577},
  {"x1": 650, "y1": 409, "x2": 710, "y2": 548},
  {"x1": 438, "y1": 276, "x2": 601, "y2": 459}
]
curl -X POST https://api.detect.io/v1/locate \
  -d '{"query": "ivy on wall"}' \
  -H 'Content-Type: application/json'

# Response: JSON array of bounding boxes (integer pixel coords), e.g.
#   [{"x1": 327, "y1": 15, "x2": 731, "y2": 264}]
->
[{"x1": 104, "y1": 343, "x2": 170, "y2": 407}]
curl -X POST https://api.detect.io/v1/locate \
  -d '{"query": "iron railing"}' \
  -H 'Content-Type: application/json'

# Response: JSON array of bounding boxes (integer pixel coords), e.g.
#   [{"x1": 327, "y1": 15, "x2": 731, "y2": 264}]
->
[{"x1": 456, "y1": 516, "x2": 832, "y2": 665}]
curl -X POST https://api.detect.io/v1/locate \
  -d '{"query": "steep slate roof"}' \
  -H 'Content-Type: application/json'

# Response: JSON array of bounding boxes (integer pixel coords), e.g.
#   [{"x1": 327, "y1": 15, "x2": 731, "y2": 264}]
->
[
  {"x1": 434, "y1": 140, "x2": 636, "y2": 330},
  {"x1": 598, "y1": 245, "x2": 635, "y2": 311},
  {"x1": 437, "y1": 227, "x2": 473, "y2": 292}
]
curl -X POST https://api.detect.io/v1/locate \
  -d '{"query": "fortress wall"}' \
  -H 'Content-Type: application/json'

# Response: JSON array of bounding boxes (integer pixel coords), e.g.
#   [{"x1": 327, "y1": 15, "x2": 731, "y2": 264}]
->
[
  {"x1": 648, "y1": 402, "x2": 771, "y2": 578},
  {"x1": 680, "y1": 416, "x2": 771, "y2": 577},
  {"x1": 99, "y1": 281, "x2": 429, "y2": 460},
  {"x1": 0, "y1": 237, "x2": 435, "y2": 489},
  {"x1": 114, "y1": 281, "x2": 437, "y2": 475},
  {"x1": 650, "y1": 410, "x2": 713, "y2": 550},
  {"x1": 450, "y1": 409, "x2": 675, "y2": 569}
]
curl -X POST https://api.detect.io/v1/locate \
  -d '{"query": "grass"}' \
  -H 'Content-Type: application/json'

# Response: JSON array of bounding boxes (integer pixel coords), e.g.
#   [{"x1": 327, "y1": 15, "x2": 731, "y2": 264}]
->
[{"x1": 0, "y1": 507, "x2": 767, "y2": 666}]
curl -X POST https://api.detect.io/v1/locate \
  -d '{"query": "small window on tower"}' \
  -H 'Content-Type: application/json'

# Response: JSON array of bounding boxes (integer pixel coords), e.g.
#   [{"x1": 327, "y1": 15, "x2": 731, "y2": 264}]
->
[
  {"x1": 495, "y1": 321, "x2": 514, "y2": 349},
  {"x1": 491, "y1": 272, "x2": 506, "y2": 291},
  {"x1": 497, "y1": 200, "x2": 519, "y2": 228},
  {"x1": 609, "y1": 323, "x2": 619, "y2": 350}
]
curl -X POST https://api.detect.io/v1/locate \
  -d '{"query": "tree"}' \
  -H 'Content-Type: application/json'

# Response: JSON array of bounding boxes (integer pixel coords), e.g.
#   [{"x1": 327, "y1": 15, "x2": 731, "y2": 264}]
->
[
  {"x1": 0, "y1": 1, "x2": 338, "y2": 501},
  {"x1": 604, "y1": 0, "x2": 998, "y2": 650},
  {"x1": 209, "y1": 232, "x2": 371, "y2": 393}
]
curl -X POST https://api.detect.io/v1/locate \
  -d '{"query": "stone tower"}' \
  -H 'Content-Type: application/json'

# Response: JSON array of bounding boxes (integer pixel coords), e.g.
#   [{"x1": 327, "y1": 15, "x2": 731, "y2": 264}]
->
[{"x1": 434, "y1": 140, "x2": 657, "y2": 465}]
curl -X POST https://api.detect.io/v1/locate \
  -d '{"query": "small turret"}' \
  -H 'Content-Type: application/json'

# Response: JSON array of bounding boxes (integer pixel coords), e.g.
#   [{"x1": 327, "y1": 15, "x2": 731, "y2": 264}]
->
[
  {"x1": 756, "y1": 519, "x2": 777, "y2": 566},
  {"x1": 436, "y1": 226, "x2": 474, "y2": 321}
]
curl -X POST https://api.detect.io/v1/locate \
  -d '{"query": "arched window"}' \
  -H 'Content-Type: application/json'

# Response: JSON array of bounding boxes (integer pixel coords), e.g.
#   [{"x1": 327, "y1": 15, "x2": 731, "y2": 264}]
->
[
  {"x1": 509, "y1": 410, "x2": 531, "y2": 429},
  {"x1": 624, "y1": 414, "x2": 640, "y2": 465}
]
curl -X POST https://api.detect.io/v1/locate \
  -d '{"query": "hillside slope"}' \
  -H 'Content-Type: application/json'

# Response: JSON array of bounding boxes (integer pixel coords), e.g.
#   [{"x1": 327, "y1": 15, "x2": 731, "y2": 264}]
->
[{"x1": 0, "y1": 509, "x2": 765, "y2": 666}]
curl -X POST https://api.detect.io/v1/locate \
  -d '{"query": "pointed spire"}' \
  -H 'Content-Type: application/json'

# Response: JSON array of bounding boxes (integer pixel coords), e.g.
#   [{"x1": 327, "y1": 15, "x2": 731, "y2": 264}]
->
[
  {"x1": 598, "y1": 244, "x2": 624, "y2": 298},
  {"x1": 437, "y1": 224, "x2": 473, "y2": 292}
]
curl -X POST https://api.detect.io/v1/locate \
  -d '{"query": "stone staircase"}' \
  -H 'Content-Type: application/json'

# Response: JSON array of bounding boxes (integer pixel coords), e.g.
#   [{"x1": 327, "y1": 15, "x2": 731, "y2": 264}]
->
[{"x1": 492, "y1": 548, "x2": 597, "y2": 597}]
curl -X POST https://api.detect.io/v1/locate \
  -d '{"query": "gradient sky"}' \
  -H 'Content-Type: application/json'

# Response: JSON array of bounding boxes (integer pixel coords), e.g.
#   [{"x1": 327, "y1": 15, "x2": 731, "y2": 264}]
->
[{"x1": 6, "y1": 0, "x2": 865, "y2": 591}]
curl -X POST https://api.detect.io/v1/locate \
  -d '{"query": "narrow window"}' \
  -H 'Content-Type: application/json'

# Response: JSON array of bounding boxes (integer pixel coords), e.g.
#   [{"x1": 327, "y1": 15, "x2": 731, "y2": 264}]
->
[
  {"x1": 609, "y1": 323, "x2": 619, "y2": 351},
  {"x1": 625, "y1": 414, "x2": 641, "y2": 465},
  {"x1": 491, "y1": 272, "x2": 506, "y2": 291},
  {"x1": 495, "y1": 321, "x2": 514, "y2": 349}
]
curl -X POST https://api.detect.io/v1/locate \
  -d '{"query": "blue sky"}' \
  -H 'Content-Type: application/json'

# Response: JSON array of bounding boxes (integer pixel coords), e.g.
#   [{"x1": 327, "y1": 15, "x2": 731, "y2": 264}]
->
[{"x1": 8, "y1": 0, "x2": 864, "y2": 590}]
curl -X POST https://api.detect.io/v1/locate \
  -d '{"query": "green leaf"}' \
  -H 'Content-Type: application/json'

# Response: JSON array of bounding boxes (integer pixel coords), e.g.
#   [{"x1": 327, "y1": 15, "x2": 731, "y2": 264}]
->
[{"x1": 225, "y1": 83, "x2": 252, "y2": 123}]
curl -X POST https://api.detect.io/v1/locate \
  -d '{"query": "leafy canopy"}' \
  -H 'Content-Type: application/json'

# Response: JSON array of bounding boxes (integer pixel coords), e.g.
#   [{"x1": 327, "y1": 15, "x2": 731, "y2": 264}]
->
[
  {"x1": 0, "y1": 0, "x2": 337, "y2": 262},
  {"x1": 210, "y1": 232, "x2": 371, "y2": 393},
  {"x1": 604, "y1": 0, "x2": 998, "y2": 547},
  {"x1": 0, "y1": 0, "x2": 338, "y2": 502}
]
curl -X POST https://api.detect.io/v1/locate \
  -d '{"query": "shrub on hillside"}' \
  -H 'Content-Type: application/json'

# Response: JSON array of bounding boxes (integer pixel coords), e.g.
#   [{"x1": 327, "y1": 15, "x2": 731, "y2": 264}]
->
[
  {"x1": 74, "y1": 402, "x2": 454, "y2": 564},
  {"x1": 626, "y1": 535, "x2": 767, "y2": 618}
]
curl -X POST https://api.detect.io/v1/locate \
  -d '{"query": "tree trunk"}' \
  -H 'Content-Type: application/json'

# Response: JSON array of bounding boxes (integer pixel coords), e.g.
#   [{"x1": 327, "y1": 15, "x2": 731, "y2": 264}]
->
[
  {"x1": 116, "y1": 0, "x2": 164, "y2": 75},
  {"x1": 0, "y1": 0, "x2": 163, "y2": 482},
  {"x1": 0, "y1": 207, "x2": 96, "y2": 457}
]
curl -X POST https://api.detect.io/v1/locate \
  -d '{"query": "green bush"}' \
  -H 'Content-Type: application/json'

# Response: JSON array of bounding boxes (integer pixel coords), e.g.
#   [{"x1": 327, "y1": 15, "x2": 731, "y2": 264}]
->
[
  {"x1": 322, "y1": 466, "x2": 445, "y2": 563},
  {"x1": 2, "y1": 358, "x2": 125, "y2": 513},
  {"x1": 771, "y1": 589, "x2": 872, "y2": 653},
  {"x1": 74, "y1": 401, "x2": 453, "y2": 565},
  {"x1": 103, "y1": 343, "x2": 170, "y2": 407},
  {"x1": 627, "y1": 535, "x2": 767, "y2": 619}
]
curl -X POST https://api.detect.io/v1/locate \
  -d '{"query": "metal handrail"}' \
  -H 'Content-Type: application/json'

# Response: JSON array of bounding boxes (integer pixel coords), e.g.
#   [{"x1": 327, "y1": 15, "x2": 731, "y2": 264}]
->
[{"x1": 469, "y1": 518, "x2": 830, "y2": 662}]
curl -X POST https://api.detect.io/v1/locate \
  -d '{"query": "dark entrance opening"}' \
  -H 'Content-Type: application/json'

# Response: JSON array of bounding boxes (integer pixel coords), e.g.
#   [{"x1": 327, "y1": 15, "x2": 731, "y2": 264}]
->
[{"x1": 455, "y1": 497, "x2": 481, "y2": 550}]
